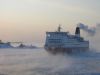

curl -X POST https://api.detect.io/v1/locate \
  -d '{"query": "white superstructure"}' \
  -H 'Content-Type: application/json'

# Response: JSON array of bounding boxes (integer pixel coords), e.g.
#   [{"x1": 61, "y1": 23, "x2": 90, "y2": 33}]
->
[{"x1": 44, "y1": 25, "x2": 89, "y2": 54}]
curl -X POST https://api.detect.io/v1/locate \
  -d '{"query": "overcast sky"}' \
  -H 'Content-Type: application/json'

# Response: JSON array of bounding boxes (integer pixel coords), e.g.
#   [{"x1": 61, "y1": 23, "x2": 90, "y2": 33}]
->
[{"x1": 0, "y1": 0, "x2": 100, "y2": 43}]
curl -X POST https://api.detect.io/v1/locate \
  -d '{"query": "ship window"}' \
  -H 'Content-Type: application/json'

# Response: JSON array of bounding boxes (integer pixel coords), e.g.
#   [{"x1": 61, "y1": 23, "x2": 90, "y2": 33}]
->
[
  {"x1": 48, "y1": 39, "x2": 62, "y2": 43},
  {"x1": 47, "y1": 34, "x2": 50, "y2": 37}
]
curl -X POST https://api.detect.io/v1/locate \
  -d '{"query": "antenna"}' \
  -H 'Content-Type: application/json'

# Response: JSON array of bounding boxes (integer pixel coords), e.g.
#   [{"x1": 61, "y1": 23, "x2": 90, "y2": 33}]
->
[{"x1": 58, "y1": 24, "x2": 61, "y2": 32}]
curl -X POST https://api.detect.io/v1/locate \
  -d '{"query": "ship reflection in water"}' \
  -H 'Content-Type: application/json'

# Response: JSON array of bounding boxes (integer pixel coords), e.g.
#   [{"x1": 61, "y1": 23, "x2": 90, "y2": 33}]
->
[{"x1": 0, "y1": 48, "x2": 100, "y2": 75}]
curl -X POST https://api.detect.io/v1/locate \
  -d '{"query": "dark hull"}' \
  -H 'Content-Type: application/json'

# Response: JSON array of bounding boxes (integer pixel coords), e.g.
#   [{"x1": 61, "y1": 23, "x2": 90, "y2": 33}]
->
[{"x1": 45, "y1": 47, "x2": 89, "y2": 54}]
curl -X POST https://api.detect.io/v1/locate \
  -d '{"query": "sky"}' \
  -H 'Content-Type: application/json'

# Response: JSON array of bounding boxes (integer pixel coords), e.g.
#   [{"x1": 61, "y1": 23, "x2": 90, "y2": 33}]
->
[{"x1": 0, "y1": 0, "x2": 100, "y2": 43}]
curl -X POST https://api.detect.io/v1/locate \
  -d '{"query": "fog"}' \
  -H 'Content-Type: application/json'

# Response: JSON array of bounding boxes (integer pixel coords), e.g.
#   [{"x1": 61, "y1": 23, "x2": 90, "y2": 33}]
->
[
  {"x1": 0, "y1": 49, "x2": 74, "y2": 75},
  {"x1": 0, "y1": 23, "x2": 100, "y2": 75},
  {"x1": 0, "y1": 48, "x2": 100, "y2": 75}
]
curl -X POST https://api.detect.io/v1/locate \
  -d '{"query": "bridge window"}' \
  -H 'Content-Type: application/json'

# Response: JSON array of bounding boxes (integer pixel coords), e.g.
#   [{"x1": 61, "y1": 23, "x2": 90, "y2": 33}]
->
[{"x1": 47, "y1": 34, "x2": 50, "y2": 37}]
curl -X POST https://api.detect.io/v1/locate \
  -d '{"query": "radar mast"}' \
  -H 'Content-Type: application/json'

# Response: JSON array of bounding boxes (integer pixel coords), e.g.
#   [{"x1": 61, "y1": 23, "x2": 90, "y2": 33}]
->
[{"x1": 58, "y1": 24, "x2": 61, "y2": 32}]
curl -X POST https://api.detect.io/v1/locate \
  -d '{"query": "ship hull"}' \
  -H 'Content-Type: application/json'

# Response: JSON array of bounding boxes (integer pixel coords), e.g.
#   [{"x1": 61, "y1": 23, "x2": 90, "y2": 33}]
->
[{"x1": 45, "y1": 47, "x2": 89, "y2": 54}]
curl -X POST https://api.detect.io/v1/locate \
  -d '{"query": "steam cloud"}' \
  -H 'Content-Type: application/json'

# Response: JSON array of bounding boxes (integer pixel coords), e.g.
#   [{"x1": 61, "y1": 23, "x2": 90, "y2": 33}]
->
[
  {"x1": 77, "y1": 23, "x2": 100, "y2": 51},
  {"x1": 77, "y1": 23, "x2": 100, "y2": 36}
]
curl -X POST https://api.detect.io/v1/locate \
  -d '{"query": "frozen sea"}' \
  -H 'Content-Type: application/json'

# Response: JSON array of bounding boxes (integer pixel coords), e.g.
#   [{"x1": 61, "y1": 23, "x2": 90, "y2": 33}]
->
[{"x1": 0, "y1": 48, "x2": 100, "y2": 75}]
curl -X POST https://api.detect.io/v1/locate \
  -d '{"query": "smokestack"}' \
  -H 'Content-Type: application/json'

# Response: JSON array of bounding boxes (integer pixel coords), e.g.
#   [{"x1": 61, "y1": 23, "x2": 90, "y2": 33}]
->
[{"x1": 75, "y1": 27, "x2": 80, "y2": 37}]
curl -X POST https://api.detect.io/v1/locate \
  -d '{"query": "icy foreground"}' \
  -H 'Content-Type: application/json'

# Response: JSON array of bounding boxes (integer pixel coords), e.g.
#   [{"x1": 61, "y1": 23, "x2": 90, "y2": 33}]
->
[{"x1": 0, "y1": 48, "x2": 100, "y2": 75}]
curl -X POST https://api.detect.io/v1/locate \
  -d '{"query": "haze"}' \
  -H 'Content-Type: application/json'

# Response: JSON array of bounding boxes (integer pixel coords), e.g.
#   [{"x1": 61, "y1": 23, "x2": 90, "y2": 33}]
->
[{"x1": 0, "y1": 0, "x2": 100, "y2": 43}]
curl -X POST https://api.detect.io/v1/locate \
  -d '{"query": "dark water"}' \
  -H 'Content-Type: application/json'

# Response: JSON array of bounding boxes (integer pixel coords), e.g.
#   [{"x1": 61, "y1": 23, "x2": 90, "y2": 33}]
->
[{"x1": 0, "y1": 48, "x2": 100, "y2": 75}]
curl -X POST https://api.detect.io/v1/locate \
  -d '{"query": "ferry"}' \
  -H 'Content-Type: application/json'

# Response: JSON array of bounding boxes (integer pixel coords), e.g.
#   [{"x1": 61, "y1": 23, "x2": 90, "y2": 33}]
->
[{"x1": 44, "y1": 25, "x2": 89, "y2": 54}]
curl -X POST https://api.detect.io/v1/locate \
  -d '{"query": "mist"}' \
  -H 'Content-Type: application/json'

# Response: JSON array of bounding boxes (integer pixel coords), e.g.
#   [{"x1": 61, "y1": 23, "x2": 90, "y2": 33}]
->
[
  {"x1": 1, "y1": 48, "x2": 100, "y2": 75},
  {"x1": 0, "y1": 23, "x2": 100, "y2": 75},
  {"x1": 0, "y1": 49, "x2": 75, "y2": 75},
  {"x1": 90, "y1": 25, "x2": 100, "y2": 51}
]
